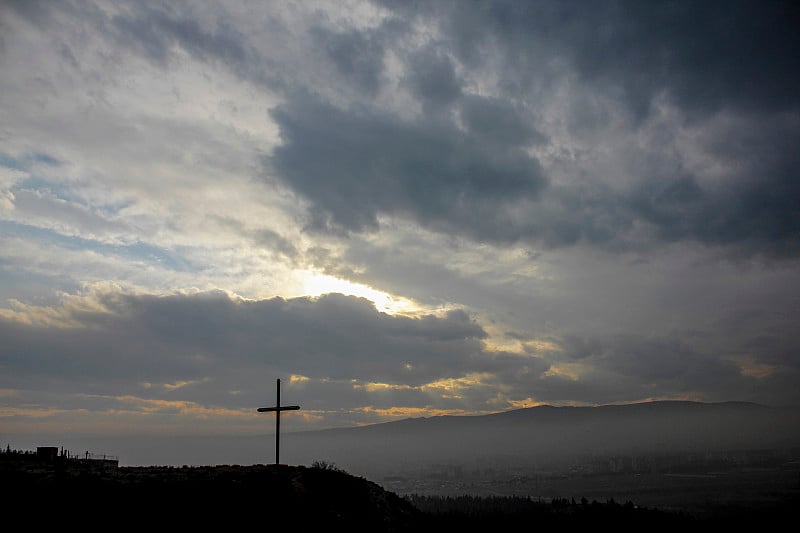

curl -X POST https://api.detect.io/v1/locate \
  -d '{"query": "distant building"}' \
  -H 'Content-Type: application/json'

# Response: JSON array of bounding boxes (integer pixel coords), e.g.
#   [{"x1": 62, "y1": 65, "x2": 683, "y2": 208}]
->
[{"x1": 37, "y1": 447, "x2": 58, "y2": 461}]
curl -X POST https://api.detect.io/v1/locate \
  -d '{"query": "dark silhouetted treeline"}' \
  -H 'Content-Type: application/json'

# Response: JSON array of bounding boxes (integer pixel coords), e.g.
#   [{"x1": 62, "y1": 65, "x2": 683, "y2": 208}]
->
[{"x1": 405, "y1": 493, "x2": 694, "y2": 530}]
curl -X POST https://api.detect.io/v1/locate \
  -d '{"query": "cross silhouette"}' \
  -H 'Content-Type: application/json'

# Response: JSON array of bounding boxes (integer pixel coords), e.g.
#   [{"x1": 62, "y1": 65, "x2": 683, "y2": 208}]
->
[{"x1": 257, "y1": 378, "x2": 300, "y2": 465}]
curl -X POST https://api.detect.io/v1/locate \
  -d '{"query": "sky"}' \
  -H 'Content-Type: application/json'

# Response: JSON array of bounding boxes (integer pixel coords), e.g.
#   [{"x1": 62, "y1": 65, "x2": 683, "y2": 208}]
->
[{"x1": 1, "y1": 0, "x2": 799, "y2": 447}]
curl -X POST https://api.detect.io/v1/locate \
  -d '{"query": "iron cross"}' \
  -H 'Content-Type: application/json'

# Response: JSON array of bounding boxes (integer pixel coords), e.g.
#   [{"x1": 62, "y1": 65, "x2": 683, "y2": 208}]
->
[{"x1": 257, "y1": 378, "x2": 300, "y2": 465}]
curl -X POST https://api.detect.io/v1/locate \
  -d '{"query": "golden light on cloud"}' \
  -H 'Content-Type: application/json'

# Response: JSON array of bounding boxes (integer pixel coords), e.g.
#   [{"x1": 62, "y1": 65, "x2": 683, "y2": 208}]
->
[
  {"x1": 140, "y1": 378, "x2": 210, "y2": 391},
  {"x1": 526, "y1": 340, "x2": 561, "y2": 353},
  {"x1": 736, "y1": 357, "x2": 777, "y2": 379},
  {"x1": 358, "y1": 406, "x2": 476, "y2": 419},
  {"x1": 507, "y1": 397, "x2": 548, "y2": 409},
  {"x1": 0, "y1": 406, "x2": 79, "y2": 418},
  {"x1": 12, "y1": 392, "x2": 259, "y2": 429},
  {"x1": 1, "y1": 401, "x2": 267, "y2": 436},
  {"x1": 0, "y1": 283, "x2": 125, "y2": 328},
  {"x1": 481, "y1": 326, "x2": 561, "y2": 356},
  {"x1": 162, "y1": 378, "x2": 211, "y2": 390},
  {"x1": 439, "y1": 394, "x2": 463, "y2": 400},
  {"x1": 421, "y1": 372, "x2": 494, "y2": 392},
  {"x1": 162, "y1": 380, "x2": 200, "y2": 391},
  {"x1": 298, "y1": 411, "x2": 325, "y2": 423},
  {"x1": 543, "y1": 362, "x2": 584, "y2": 381},
  {"x1": 301, "y1": 272, "x2": 418, "y2": 314},
  {"x1": 289, "y1": 374, "x2": 310, "y2": 383},
  {"x1": 0, "y1": 298, "x2": 85, "y2": 327},
  {"x1": 353, "y1": 373, "x2": 494, "y2": 394},
  {"x1": 112, "y1": 395, "x2": 252, "y2": 419},
  {"x1": 354, "y1": 382, "x2": 413, "y2": 392}
]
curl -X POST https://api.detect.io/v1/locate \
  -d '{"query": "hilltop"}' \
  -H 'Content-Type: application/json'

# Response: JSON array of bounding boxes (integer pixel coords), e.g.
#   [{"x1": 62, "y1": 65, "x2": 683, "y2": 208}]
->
[
  {"x1": 3, "y1": 454, "x2": 418, "y2": 531},
  {"x1": 4, "y1": 449, "x2": 796, "y2": 530}
]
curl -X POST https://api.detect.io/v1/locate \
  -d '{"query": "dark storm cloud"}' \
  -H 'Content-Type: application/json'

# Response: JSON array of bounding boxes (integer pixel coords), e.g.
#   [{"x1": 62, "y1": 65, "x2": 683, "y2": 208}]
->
[
  {"x1": 402, "y1": 46, "x2": 462, "y2": 111},
  {"x1": 482, "y1": 331, "x2": 753, "y2": 405},
  {"x1": 0, "y1": 291, "x2": 490, "y2": 392},
  {"x1": 560, "y1": 335, "x2": 603, "y2": 361},
  {"x1": 565, "y1": 0, "x2": 800, "y2": 116},
  {"x1": 744, "y1": 335, "x2": 800, "y2": 370},
  {"x1": 627, "y1": 114, "x2": 800, "y2": 256},
  {"x1": 258, "y1": 1, "x2": 799, "y2": 255},
  {"x1": 460, "y1": 95, "x2": 546, "y2": 148},
  {"x1": 311, "y1": 25, "x2": 387, "y2": 97},
  {"x1": 597, "y1": 335, "x2": 741, "y2": 387},
  {"x1": 268, "y1": 92, "x2": 547, "y2": 238},
  {"x1": 1, "y1": 289, "x2": 794, "y2": 411},
  {"x1": 536, "y1": 332, "x2": 785, "y2": 406},
  {"x1": 380, "y1": 0, "x2": 800, "y2": 116}
]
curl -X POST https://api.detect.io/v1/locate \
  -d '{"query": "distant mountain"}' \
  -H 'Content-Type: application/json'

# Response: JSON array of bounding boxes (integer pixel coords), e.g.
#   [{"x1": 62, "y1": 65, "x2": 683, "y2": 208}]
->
[
  {"x1": 282, "y1": 401, "x2": 800, "y2": 474},
  {"x1": 25, "y1": 400, "x2": 799, "y2": 472}
]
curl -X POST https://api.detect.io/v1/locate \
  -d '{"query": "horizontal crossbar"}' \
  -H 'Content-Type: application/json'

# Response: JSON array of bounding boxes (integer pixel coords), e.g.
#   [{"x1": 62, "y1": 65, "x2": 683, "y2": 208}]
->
[{"x1": 257, "y1": 405, "x2": 300, "y2": 412}]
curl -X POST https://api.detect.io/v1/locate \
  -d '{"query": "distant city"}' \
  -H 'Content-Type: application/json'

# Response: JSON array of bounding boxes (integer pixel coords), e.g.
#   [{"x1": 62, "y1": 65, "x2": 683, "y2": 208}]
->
[{"x1": 378, "y1": 447, "x2": 800, "y2": 511}]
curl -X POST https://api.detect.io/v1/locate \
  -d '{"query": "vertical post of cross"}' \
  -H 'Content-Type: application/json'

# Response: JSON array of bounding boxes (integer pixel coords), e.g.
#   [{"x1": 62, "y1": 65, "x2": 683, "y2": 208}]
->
[
  {"x1": 257, "y1": 378, "x2": 301, "y2": 465},
  {"x1": 276, "y1": 378, "x2": 281, "y2": 464}
]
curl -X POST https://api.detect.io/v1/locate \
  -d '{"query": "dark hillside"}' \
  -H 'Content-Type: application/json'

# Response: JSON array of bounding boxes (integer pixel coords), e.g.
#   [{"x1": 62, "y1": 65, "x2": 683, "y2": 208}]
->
[
  {"x1": 3, "y1": 454, "x2": 418, "y2": 531},
  {"x1": 4, "y1": 447, "x2": 796, "y2": 531}
]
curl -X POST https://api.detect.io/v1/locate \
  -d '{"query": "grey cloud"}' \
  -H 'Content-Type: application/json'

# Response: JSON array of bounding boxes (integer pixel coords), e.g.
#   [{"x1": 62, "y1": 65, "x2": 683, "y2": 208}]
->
[
  {"x1": 402, "y1": 46, "x2": 462, "y2": 111},
  {"x1": 601, "y1": 335, "x2": 739, "y2": 385},
  {"x1": 206, "y1": 216, "x2": 299, "y2": 260},
  {"x1": 751, "y1": 371, "x2": 800, "y2": 407},
  {"x1": 251, "y1": 228, "x2": 298, "y2": 259},
  {"x1": 1, "y1": 287, "x2": 618, "y2": 413},
  {"x1": 553, "y1": 333, "x2": 746, "y2": 401},
  {"x1": 109, "y1": 3, "x2": 247, "y2": 68},
  {"x1": 0, "y1": 290, "x2": 489, "y2": 396},
  {"x1": 268, "y1": 92, "x2": 547, "y2": 239},
  {"x1": 10, "y1": 189, "x2": 131, "y2": 241},
  {"x1": 321, "y1": 235, "x2": 512, "y2": 309},
  {"x1": 460, "y1": 95, "x2": 546, "y2": 147},
  {"x1": 745, "y1": 335, "x2": 800, "y2": 370},
  {"x1": 311, "y1": 25, "x2": 386, "y2": 97},
  {"x1": 627, "y1": 114, "x2": 800, "y2": 256},
  {"x1": 15, "y1": 1, "x2": 798, "y2": 256},
  {"x1": 5, "y1": 1, "x2": 255, "y2": 81},
  {"x1": 2, "y1": 283, "x2": 795, "y2": 413},
  {"x1": 330, "y1": 230, "x2": 800, "y2": 385},
  {"x1": 477, "y1": 351, "x2": 550, "y2": 382},
  {"x1": 3, "y1": 0, "x2": 60, "y2": 28},
  {"x1": 560, "y1": 335, "x2": 603, "y2": 361},
  {"x1": 356, "y1": 0, "x2": 800, "y2": 255},
  {"x1": 386, "y1": 0, "x2": 800, "y2": 116},
  {"x1": 265, "y1": 37, "x2": 798, "y2": 257}
]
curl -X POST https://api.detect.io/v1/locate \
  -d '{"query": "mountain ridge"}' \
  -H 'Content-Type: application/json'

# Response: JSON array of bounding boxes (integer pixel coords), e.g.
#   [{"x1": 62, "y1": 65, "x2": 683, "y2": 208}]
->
[
  {"x1": 279, "y1": 399, "x2": 800, "y2": 475},
  {"x1": 299, "y1": 399, "x2": 774, "y2": 436}
]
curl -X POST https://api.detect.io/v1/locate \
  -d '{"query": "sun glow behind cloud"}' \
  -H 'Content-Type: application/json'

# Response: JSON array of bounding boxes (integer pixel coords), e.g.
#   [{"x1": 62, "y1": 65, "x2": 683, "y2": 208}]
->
[{"x1": 301, "y1": 272, "x2": 419, "y2": 315}]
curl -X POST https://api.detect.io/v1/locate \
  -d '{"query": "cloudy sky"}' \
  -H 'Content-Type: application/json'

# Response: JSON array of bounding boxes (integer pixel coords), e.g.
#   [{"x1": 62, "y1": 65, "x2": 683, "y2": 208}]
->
[{"x1": 2, "y1": 0, "x2": 799, "y2": 445}]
